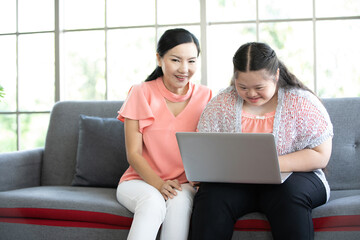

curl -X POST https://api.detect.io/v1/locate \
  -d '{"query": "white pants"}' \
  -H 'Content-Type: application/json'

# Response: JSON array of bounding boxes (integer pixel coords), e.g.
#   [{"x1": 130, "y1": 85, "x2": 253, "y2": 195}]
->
[{"x1": 116, "y1": 180, "x2": 196, "y2": 240}]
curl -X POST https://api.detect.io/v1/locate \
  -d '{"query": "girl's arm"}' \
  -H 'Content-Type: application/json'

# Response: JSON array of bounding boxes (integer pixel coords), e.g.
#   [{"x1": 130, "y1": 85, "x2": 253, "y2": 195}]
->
[
  {"x1": 124, "y1": 118, "x2": 181, "y2": 200},
  {"x1": 278, "y1": 138, "x2": 332, "y2": 172}
]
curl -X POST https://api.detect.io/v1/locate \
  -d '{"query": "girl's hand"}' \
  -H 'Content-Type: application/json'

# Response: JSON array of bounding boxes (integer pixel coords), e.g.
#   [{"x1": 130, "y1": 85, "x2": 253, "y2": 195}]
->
[
  {"x1": 159, "y1": 179, "x2": 182, "y2": 200},
  {"x1": 189, "y1": 181, "x2": 200, "y2": 191}
]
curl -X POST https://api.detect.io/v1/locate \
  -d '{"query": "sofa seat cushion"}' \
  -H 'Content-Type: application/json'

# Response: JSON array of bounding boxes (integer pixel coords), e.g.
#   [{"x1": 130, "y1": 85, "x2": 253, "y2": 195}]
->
[
  {"x1": 312, "y1": 190, "x2": 360, "y2": 218},
  {"x1": 1, "y1": 187, "x2": 359, "y2": 232},
  {"x1": 0, "y1": 186, "x2": 133, "y2": 229}
]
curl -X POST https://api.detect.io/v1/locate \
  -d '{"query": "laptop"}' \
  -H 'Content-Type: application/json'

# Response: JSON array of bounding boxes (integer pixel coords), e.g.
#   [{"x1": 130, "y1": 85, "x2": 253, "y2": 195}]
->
[{"x1": 176, "y1": 132, "x2": 292, "y2": 184}]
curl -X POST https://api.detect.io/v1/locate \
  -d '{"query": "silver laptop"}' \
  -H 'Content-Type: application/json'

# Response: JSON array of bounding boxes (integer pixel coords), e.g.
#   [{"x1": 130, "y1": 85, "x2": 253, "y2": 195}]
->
[{"x1": 176, "y1": 132, "x2": 292, "y2": 184}]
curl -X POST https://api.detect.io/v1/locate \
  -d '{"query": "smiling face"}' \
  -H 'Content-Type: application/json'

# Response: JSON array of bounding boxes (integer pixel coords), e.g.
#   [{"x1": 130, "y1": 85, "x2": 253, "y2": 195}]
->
[
  {"x1": 157, "y1": 42, "x2": 198, "y2": 95},
  {"x1": 235, "y1": 69, "x2": 279, "y2": 108}
]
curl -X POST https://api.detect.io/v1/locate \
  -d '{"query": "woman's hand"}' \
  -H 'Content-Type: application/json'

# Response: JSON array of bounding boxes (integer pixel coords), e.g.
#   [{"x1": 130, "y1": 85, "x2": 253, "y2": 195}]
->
[{"x1": 159, "y1": 179, "x2": 182, "y2": 200}]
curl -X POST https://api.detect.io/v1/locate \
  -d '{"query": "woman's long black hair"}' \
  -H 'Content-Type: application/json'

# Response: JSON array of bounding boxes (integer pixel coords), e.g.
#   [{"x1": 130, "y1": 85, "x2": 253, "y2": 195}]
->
[{"x1": 145, "y1": 28, "x2": 200, "y2": 82}]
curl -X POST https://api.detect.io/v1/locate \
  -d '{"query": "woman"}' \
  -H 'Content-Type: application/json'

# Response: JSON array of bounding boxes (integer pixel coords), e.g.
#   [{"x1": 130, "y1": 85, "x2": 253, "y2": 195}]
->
[
  {"x1": 116, "y1": 28, "x2": 212, "y2": 240},
  {"x1": 189, "y1": 42, "x2": 333, "y2": 240}
]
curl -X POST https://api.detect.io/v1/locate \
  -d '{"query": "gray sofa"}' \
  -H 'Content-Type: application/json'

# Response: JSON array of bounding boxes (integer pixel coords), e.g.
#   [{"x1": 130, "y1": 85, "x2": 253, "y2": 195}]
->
[{"x1": 0, "y1": 98, "x2": 360, "y2": 240}]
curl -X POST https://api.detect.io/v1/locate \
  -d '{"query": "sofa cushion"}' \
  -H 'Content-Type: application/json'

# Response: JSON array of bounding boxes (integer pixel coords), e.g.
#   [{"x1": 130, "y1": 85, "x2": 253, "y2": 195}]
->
[
  {"x1": 0, "y1": 186, "x2": 133, "y2": 228},
  {"x1": 71, "y1": 115, "x2": 128, "y2": 188},
  {"x1": 1, "y1": 187, "x2": 359, "y2": 232}
]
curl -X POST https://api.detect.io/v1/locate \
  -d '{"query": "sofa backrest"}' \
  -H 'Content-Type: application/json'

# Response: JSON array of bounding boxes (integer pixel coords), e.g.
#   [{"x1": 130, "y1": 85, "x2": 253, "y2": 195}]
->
[
  {"x1": 42, "y1": 101, "x2": 123, "y2": 186},
  {"x1": 323, "y1": 98, "x2": 360, "y2": 191},
  {"x1": 41, "y1": 98, "x2": 360, "y2": 190}
]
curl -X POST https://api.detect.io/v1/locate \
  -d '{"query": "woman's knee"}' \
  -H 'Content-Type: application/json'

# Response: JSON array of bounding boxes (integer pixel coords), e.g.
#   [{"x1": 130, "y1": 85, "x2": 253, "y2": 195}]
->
[
  {"x1": 118, "y1": 181, "x2": 167, "y2": 221},
  {"x1": 267, "y1": 173, "x2": 325, "y2": 210},
  {"x1": 133, "y1": 193, "x2": 167, "y2": 225},
  {"x1": 138, "y1": 188, "x2": 166, "y2": 210},
  {"x1": 162, "y1": 184, "x2": 196, "y2": 222},
  {"x1": 166, "y1": 184, "x2": 196, "y2": 207}
]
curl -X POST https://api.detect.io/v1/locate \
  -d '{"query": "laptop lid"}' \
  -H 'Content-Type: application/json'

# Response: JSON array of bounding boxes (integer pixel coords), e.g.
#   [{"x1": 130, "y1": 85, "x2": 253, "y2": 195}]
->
[{"x1": 176, "y1": 132, "x2": 292, "y2": 184}]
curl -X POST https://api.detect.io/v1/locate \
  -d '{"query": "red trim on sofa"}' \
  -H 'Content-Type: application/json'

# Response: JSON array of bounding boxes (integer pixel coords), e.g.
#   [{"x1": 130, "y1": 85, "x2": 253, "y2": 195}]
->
[
  {"x1": 233, "y1": 215, "x2": 360, "y2": 232},
  {"x1": 314, "y1": 215, "x2": 360, "y2": 231},
  {"x1": 1, "y1": 208, "x2": 360, "y2": 232},
  {"x1": 234, "y1": 219, "x2": 271, "y2": 231},
  {"x1": 0, "y1": 208, "x2": 132, "y2": 229},
  {"x1": 0, "y1": 217, "x2": 128, "y2": 229}
]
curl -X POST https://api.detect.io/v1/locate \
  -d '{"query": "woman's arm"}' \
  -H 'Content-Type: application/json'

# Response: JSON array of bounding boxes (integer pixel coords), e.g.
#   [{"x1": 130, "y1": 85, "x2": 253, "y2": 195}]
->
[
  {"x1": 278, "y1": 138, "x2": 332, "y2": 172},
  {"x1": 124, "y1": 118, "x2": 181, "y2": 200}
]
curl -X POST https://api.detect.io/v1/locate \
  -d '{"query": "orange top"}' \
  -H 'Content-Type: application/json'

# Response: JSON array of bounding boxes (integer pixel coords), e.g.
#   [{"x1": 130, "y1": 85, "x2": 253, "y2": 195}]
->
[
  {"x1": 117, "y1": 78, "x2": 212, "y2": 184},
  {"x1": 241, "y1": 110, "x2": 275, "y2": 133}
]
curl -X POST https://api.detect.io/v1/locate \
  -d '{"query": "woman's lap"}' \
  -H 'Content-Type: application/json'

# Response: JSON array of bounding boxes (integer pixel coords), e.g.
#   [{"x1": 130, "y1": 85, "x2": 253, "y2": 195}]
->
[{"x1": 190, "y1": 172, "x2": 327, "y2": 240}]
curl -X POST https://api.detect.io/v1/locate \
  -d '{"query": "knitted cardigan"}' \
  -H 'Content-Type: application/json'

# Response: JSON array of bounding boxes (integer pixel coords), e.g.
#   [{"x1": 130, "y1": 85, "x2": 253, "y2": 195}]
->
[{"x1": 198, "y1": 86, "x2": 334, "y2": 200}]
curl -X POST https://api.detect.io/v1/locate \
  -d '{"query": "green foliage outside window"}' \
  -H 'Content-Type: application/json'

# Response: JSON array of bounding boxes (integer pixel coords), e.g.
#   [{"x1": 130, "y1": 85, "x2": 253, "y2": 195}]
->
[{"x1": 0, "y1": 84, "x2": 4, "y2": 101}]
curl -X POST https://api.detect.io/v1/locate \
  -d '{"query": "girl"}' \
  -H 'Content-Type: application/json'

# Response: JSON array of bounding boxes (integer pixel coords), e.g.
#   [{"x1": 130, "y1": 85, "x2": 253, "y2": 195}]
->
[
  {"x1": 190, "y1": 42, "x2": 333, "y2": 240},
  {"x1": 116, "y1": 28, "x2": 212, "y2": 240}
]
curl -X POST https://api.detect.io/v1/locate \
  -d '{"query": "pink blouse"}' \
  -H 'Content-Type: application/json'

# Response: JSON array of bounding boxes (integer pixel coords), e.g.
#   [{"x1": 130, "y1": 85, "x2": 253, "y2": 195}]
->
[
  {"x1": 241, "y1": 110, "x2": 275, "y2": 133},
  {"x1": 117, "y1": 78, "x2": 212, "y2": 184}
]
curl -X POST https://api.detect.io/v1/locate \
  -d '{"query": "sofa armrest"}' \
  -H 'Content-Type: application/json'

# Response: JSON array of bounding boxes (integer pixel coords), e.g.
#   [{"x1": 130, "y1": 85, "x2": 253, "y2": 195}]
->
[{"x1": 0, "y1": 148, "x2": 43, "y2": 191}]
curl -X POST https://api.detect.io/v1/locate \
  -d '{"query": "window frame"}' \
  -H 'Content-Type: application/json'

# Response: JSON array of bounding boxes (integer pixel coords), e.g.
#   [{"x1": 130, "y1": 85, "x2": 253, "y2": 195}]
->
[{"x1": 0, "y1": 0, "x2": 359, "y2": 152}]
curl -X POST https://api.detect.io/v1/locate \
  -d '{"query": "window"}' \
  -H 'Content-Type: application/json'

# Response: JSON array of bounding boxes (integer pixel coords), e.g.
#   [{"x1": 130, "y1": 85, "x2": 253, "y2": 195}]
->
[{"x1": 0, "y1": 0, "x2": 359, "y2": 152}]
